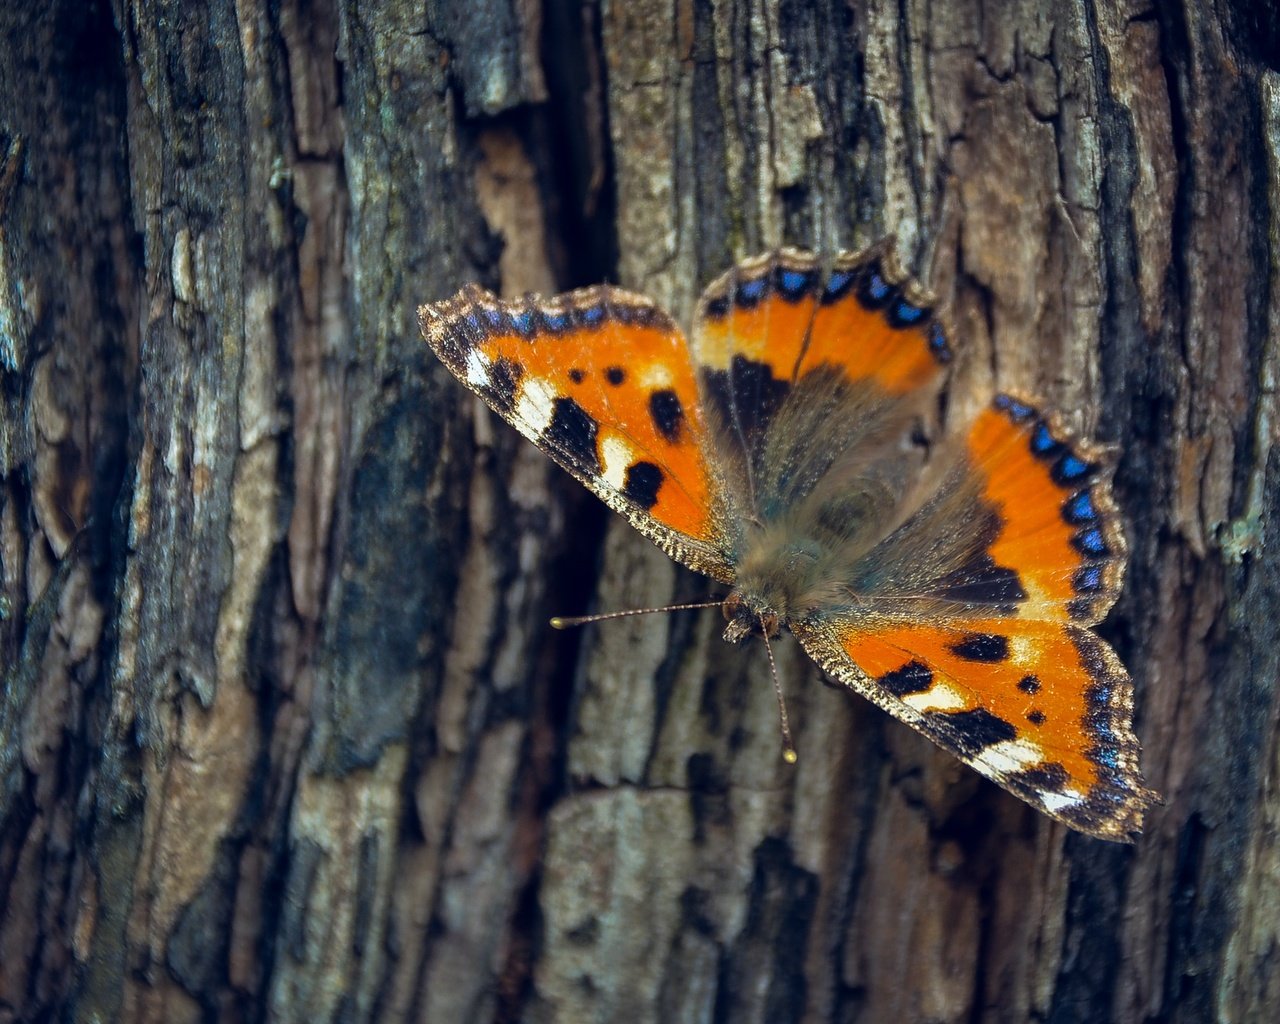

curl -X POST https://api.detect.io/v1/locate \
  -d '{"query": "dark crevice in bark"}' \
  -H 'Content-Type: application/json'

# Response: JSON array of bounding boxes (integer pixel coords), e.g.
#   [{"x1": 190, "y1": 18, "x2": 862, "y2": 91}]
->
[
  {"x1": 1222, "y1": 0, "x2": 1280, "y2": 72},
  {"x1": 1080, "y1": 0, "x2": 1145, "y2": 681},
  {"x1": 715, "y1": 836, "x2": 817, "y2": 1024},
  {"x1": 1152, "y1": 3, "x2": 1193, "y2": 378},
  {"x1": 1049, "y1": 845, "x2": 1136, "y2": 1024},
  {"x1": 692, "y1": 0, "x2": 732, "y2": 276},
  {"x1": 541, "y1": 0, "x2": 618, "y2": 288},
  {"x1": 1232, "y1": 81, "x2": 1274, "y2": 522}
]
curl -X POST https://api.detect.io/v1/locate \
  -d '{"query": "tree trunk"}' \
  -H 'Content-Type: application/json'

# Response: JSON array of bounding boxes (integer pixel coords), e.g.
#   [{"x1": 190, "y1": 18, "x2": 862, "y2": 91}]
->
[{"x1": 1, "y1": 1, "x2": 1277, "y2": 1022}]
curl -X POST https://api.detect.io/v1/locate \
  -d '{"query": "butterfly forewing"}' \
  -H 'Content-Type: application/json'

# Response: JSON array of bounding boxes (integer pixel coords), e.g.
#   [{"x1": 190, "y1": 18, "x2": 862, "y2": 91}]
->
[
  {"x1": 419, "y1": 284, "x2": 735, "y2": 580},
  {"x1": 689, "y1": 247, "x2": 954, "y2": 539}
]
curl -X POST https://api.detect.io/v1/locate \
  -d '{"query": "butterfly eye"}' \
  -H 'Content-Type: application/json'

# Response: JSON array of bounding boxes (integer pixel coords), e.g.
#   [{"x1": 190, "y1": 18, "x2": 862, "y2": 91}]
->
[{"x1": 722, "y1": 592, "x2": 744, "y2": 621}]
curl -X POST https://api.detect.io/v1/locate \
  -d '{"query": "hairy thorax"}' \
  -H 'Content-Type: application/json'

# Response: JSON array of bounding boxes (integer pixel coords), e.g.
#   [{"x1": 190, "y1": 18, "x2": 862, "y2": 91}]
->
[{"x1": 722, "y1": 526, "x2": 856, "y2": 643}]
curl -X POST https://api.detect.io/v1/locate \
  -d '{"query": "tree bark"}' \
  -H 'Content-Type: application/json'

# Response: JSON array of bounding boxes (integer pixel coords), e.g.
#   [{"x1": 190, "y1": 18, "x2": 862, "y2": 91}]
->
[{"x1": 1, "y1": 1, "x2": 1277, "y2": 1022}]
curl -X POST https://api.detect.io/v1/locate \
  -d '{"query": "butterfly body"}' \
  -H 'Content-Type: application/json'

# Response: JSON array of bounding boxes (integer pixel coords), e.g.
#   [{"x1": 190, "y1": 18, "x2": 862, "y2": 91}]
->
[{"x1": 420, "y1": 244, "x2": 1157, "y2": 841}]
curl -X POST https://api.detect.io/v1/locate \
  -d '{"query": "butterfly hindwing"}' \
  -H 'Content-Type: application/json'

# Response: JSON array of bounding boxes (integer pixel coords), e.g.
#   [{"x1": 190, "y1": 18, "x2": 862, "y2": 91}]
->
[
  {"x1": 784, "y1": 394, "x2": 1152, "y2": 839},
  {"x1": 420, "y1": 284, "x2": 734, "y2": 580},
  {"x1": 968, "y1": 394, "x2": 1128, "y2": 623},
  {"x1": 794, "y1": 615, "x2": 1156, "y2": 840},
  {"x1": 837, "y1": 393, "x2": 1128, "y2": 624}
]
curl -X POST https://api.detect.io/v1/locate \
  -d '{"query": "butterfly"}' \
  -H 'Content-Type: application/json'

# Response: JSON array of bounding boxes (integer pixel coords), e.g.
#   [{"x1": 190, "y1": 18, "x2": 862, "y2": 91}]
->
[{"x1": 419, "y1": 244, "x2": 1158, "y2": 841}]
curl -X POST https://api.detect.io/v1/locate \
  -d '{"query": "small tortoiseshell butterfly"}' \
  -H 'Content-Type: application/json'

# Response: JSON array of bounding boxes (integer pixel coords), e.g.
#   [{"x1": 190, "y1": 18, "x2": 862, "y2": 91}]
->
[{"x1": 419, "y1": 244, "x2": 1158, "y2": 841}]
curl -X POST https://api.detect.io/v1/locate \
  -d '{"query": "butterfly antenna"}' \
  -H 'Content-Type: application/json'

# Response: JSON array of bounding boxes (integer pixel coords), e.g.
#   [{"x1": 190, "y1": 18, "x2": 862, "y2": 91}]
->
[
  {"x1": 760, "y1": 626, "x2": 798, "y2": 765},
  {"x1": 549, "y1": 599, "x2": 723, "y2": 630}
]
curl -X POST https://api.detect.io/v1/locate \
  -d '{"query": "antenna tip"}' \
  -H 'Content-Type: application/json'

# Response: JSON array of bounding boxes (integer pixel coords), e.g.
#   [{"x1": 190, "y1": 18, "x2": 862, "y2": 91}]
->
[
  {"x1": 783, "y1": 748, "x2": 798, "y2": 765},
  {"x1": 549, "y1": 617, "x2": 568, "y2": 629}
]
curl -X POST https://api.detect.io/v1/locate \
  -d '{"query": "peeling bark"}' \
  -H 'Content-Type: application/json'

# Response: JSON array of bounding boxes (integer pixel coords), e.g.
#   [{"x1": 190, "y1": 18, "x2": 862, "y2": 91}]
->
[{"x1": 1, "y1": 1, "x2": 1277, "y2": 1023}]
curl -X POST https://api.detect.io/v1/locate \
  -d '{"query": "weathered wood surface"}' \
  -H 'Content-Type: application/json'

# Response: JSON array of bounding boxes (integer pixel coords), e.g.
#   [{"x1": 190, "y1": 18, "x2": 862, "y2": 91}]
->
[{"x1": 0, "y1": 1, "x2": 1277, "y2": 1022}]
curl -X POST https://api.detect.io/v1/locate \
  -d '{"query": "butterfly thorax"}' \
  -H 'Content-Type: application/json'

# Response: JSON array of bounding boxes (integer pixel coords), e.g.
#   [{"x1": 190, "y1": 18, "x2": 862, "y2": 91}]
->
[{"x1": 722, "y1": 529, "x2": 855, "y2": 644}]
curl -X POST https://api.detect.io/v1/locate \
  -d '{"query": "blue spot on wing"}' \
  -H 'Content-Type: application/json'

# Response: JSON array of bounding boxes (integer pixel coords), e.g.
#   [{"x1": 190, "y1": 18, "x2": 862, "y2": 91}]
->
[
  {"x1": 540, "y1": 309, "x2": 570, "y2": 332},
  {"x1": 890, "y1": 299, "x2": 925, "y2": 325},
  {"x1": 928, "y1": 323, "x2": 952, "y2": 361},
  {"x1": 738, "y1": 276, "x2": 767, "y2": 302},
  {"x1": 995, "y1": 394, "x2": 1035, "y2": 422},
  {"x1": 1065, "y1": 491, "x2": 1097, "y2": 524},
  {"x1": 824, "y1": 270, "x2": 854, "y2": 298},
  {"x1": 1076, "y1": 528, "x2": 1108, "y2": 556},
  {"x1": 510, "y1": 309, "x2": 535, "y2": 337},
  {"x1": 1030, "y1": 423, "x2": 1058, "y2": 455},
  {"x1": 865, "y1": 271, "x2": 891, "y2": 302},
  {"x1": 1056, "y1": 453, "x2": 1091, "y2": 482},
  {"x1": 580, "y1": 305, "x2": 605, "y2": 327},
  {"x1": 1075, "y1": 566, "x2": 1103, "y2": 592},
  {"x1": 779, "y1": 268, "x2": 811, "y2": 297}
]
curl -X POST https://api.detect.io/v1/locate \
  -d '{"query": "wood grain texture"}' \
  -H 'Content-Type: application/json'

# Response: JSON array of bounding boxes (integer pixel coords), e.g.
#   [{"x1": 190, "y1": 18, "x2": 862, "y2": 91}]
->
[{"x1": 0, "y1": 1, "x2": 1276, "y2": 1022}]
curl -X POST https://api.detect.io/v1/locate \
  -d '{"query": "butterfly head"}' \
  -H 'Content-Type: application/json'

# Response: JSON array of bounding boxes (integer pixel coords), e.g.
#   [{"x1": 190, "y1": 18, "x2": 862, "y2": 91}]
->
[{"x1": 721, "y1": 591, "x2": 781, "y2": 644}]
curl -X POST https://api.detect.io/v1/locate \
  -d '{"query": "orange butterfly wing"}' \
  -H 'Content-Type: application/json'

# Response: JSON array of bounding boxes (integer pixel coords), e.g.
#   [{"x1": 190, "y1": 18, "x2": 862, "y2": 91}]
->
[
  {"x1": 419, "y1": 284, "x2": 734, "y2": 581},
  {"x1": 692, "y1": 244, "x2": 951, "y2": 398},
  {"x1": 686, "y1": 246, "x2": 954, "y2": 535},
  {"x1": 793, "y1": 396, "x2": 1155, "y2": 840}
]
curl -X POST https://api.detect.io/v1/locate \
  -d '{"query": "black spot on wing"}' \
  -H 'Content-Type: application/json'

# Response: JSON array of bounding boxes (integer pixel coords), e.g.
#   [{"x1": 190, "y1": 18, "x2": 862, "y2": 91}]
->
[
  {"x1": 487, "y1": 358, "x2": 523, "y2": 413},
  {"x1": 933, "y1": 553, "x2": 1027, "y2": 607},
  {"x1": 948, "y1": 633, "x2": 1010, "y2": 662},
  {"x1": 649, "y1": 389, "x2": 684, "y2": 443},
  {"x1": 569, "y1": 368, "x2": 585, "y2": 384},
  {"x1": 605, "y1": 366, "x2": 625, "y2": 385},
  {"x1": 546, "y1": 398, "x2": 600, "y2": 476},
  {"x1": 700, "y1": 355, "x2": 790, "y2": 450},
  {"x1": 704, "y1": 294, "x2": 730, "y2": 319},
  {"x1": 925, "y1": 707, "x2": 1017, "y2": 755},
  {"x1": 1026, "y1": 709, "x2": 1046, "y2": 726},
  {"x1": 622, "y1": 461, "x2": 664, "y2": 509},
  {"x1": 1017, "y1": 674, "x2": 1041, "y2": 694},
  {"x1": 1016, "y1": 761, "x2": 1070, "y2": 793},
  {"x1": 879, "y1": 660, "x2": 934, "y2": 697}
]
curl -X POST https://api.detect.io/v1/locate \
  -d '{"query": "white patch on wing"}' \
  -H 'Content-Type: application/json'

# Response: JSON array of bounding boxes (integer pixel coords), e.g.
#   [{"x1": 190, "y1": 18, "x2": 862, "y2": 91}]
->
[
  {"x1": 465, "y1": 347, "x2": 492, "y2": 388},
  {"x1": 902, "y1": 682, "x2": 967, "y2": 712},
  {"x1": 976, "y1": 737, "x2": 1045, "y2": 775},
  {"x1": 1040, "y1": 788, "x2": 1086, "y2": 813},
  {"x1": 1008, "y1": 633, "x2": 1037, "y2": 665},
  {"x1": 636, "y1": 363, "x2": 673, "y2": 389},
  {"x1": 515, "y1": 376, "x2": 558, "y2": 436},
  {"x1": 600, "y1": 433, "x2": 637, "y2": 490}
]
